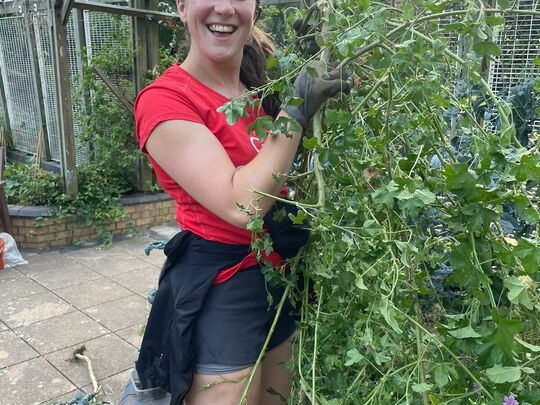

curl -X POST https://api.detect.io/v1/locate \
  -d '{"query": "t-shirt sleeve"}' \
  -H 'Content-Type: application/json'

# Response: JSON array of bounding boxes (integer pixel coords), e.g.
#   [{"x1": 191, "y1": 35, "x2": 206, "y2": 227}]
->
[{"x1": 135, "y1": 84, "x2": 204, "y2": 153}]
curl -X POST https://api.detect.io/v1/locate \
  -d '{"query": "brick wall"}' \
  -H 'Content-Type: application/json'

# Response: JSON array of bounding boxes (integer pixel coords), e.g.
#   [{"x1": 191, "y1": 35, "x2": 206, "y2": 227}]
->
[{"x1": 8, "y1": 193, "x2": 176, "y2": 250}]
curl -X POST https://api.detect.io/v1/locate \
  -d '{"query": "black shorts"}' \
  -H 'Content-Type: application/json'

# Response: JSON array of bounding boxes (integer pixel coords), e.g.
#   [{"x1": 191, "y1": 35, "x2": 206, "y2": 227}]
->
[{"x1": 192, "y1": 265, "x2": 297, "y2": 375}]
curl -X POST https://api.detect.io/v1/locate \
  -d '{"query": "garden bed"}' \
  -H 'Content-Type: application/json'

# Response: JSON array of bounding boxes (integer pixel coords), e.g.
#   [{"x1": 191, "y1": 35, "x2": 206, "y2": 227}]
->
[{"x1": 8, "y1": 192, "x2": 175, "y2": 250}]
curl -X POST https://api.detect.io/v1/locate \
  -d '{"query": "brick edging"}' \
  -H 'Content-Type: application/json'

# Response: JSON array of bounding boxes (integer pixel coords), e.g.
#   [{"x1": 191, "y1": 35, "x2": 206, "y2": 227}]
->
[{"x1": 8, "y1": 193, "x2": 176, "y2": 250}]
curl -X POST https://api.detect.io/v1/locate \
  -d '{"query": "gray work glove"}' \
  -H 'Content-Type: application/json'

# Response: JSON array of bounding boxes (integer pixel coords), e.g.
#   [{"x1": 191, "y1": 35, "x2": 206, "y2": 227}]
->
[{"x1": 283, "y1": 61, "x2": 351, "y2": 129}]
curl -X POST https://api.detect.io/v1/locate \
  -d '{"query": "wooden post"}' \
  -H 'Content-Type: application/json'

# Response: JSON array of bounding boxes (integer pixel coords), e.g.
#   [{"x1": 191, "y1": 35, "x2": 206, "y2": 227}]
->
[
  {"x1": 51, "y1": 0, "x2": 78, "y2": 196},
  {"x1": 24, "y1": 1, "x2": 51, "y2": 161},
  {"x1": 0, "y1": 66, "x2": 12, "y2": 147},
  {"x1": 133, "y1": 0, "x2": 155, "y2": 191}
]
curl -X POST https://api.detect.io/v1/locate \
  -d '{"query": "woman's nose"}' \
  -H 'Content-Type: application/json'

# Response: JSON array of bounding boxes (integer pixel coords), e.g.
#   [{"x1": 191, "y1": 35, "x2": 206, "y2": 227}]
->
[{"x1": 213, "y1": 0, "x2": 235, "y2": 15}]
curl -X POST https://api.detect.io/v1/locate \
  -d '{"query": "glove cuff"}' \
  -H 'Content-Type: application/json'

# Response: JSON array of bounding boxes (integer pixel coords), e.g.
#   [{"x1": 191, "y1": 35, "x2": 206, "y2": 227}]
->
[{"x1": 282, "y1": 105, "x2": 307, "y2": 130}]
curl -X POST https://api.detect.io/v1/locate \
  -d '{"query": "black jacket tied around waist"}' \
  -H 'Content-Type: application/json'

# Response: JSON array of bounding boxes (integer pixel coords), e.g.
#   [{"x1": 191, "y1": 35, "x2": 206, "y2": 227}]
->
[{"x1": 135, "y1": 202, "x2": 309, "y2": 404}]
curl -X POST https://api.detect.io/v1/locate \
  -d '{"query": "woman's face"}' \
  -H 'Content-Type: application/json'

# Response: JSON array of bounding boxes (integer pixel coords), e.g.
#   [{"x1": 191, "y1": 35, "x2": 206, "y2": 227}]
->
[{"x1": 177, "y1": 0, "x2": 257, "y2": 64}]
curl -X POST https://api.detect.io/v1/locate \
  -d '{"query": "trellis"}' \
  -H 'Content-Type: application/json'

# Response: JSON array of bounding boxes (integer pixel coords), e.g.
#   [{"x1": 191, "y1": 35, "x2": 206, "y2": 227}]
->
[{"x1": 0, "y1": 0, "x2": 177, "y2": 195}]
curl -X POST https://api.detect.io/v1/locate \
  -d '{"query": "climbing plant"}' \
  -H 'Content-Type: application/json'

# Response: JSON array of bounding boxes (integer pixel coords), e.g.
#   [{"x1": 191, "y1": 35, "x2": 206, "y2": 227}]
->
[{"x1": 220, "y1": 0, "x2": 540, "y2": 403}]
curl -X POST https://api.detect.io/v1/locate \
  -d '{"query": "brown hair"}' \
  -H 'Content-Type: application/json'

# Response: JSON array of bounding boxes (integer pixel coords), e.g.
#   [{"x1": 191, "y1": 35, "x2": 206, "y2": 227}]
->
[{"x1": 241, "y1": 21, "x2": 281, "y2": 118}]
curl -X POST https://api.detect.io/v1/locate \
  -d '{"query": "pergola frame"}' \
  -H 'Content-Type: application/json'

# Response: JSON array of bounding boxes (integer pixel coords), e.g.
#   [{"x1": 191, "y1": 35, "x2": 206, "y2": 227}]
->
[{"x1": 47, "y1": 0, "x2": 179, "y2": 196}]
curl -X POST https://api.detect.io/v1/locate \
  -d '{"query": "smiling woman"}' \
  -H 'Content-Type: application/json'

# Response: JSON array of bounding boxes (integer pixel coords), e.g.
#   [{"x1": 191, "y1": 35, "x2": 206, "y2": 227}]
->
[{"x1": 118, "y1": 0, "x2": 350, "y2": 404}]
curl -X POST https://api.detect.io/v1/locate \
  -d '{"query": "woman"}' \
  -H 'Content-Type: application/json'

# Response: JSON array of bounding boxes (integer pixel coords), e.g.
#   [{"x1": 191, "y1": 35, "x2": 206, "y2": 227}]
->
[{"x1": 124, "y1": 0, "x2": 349, "y2": 403}]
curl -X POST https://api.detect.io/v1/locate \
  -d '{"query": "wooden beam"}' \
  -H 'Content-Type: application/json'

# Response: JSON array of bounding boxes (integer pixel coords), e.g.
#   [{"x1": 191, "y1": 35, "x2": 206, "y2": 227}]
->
[
  {"x1": 73, "y1": 0, "x2": 179, "y2": 21},
  {"x1": 24, "y1": 2, "x2": 51, "y2": 160},
  {"x1": 133, "y1": 0, "x2": 154, "y2": 191},
  {"x1": 91, "y1": 65, "x2": 134, "y2": 114},
  {"x1": 0, "y1": 66, "x2": 12, "y2": 145},
  {"x1": 50, "y1": 0, "x2": 78, "y2": 196},
  {"x1": 59, "y1": 0, "x2": 75, "y2": 26}
]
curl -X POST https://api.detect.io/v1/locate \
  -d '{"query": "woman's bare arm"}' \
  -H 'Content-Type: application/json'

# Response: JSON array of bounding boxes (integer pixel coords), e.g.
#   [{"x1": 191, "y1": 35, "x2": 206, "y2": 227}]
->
[{"x1": 145, "y1": 111, "x2": 301, "y2": 229}]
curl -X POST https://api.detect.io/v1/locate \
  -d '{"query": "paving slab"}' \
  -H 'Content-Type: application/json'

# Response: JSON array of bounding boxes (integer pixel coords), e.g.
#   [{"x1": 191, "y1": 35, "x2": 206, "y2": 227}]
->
[
  {"x1": 26, "y1": 264, "x2": 102, "y2": 291},
  {"x1": 139, "y1": 249, "x2": 167, "y2": 267},
  {"x1": 0, "y1": 321, "x2": 8, "y2": 332},
  {"x1": 0, "y1": 291, "x2": 73, "y2": 329},
  {"x1": 0, "y1": 357, "x2": 77, "y2": 405},
  {"x1": 0, "y1": 276, "x2": 48, "y2": 303},
  {"x1": 53, "y1": 277, "x2": 132, "y2": 309},
  {"x1": 14, "y1": 311, "x2": 109, "y2": 355},
  {"x1": 64, "y1": 244, "x2": 131, "y2": 262},
  {"x1": 17, "y1": 252, "x2": 81, "y2": 275},
  {"x1": 0, "y1": 330, "x2": 39, "y2": 369},
  {"x1": 45, "y1": 334, "x2": 137, "y2": 389},
  {"x1": 0, "y1": 267, "x2": 24, "y2": 281},
  {"x1": 116, "y1": 324, "x2": 144, "y2": 349},
  {"x1": 41, "y1": 389, "x2": 79, "y2": 405},
  {"x1": 109, "y1": 264, "x2": 161, "y2": 297},
  {"x1": 82, "y1": 368, "x2": 132, "y2": 404},
  {"x1": 113, "y1": 236, "x2": 155, "y2": 255},
  {"x1": 78, "y1": 255, "x2": 151, "y2": 278},
  {"x1": 83, "y1": 294, "x2": 148, "y2": 332}
]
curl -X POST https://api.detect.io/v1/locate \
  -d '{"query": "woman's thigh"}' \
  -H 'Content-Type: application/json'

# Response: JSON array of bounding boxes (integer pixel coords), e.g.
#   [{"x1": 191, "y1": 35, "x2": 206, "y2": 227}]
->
[
  {"x1": 185, "y1": 366, "x2": 261, "y2": 405},
  {"x1": 260, "y1": 331, "x2": 296, "y2": 405}
]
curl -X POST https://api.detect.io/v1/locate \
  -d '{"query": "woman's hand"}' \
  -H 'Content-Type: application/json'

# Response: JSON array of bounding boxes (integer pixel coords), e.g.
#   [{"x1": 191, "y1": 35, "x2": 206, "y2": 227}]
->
[{"x1": 283, "y1": 61, "x2": 351, "y2": 128}]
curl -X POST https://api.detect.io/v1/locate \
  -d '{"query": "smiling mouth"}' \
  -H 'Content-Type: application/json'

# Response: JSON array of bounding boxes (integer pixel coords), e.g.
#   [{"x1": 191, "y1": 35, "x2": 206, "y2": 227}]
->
[{"x1": 207, "y1": 24, "x2": 237, "y2": 34}]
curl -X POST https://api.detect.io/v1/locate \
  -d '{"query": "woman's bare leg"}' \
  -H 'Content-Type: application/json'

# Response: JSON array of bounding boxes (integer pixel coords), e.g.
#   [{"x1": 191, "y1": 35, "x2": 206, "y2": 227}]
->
[
  {"x1": 184, "y1": 366, "x2": 261, "y2": 405},
  {"x1": 260, "y1": 333, "x2": 296, "y2": 405}
]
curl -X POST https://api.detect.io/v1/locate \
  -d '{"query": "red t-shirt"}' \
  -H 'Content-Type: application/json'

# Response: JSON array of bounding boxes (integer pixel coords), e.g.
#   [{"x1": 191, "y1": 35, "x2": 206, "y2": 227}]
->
[{"x1": 135, "y1": 64, "x2": 266, "y2": 245}]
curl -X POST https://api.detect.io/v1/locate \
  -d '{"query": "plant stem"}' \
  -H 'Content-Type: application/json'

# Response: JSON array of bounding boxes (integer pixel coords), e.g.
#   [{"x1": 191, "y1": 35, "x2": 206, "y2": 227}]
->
[
  {"x1": 311, "y1": 286, "x2": 323, "y2": 404},
  {"x1": 351, "y1": 74, "x2": 388, "y2": 116},
  {"x1": 238, "y1": 285, "x2": 291, "y2": 405},
  {"x1": 403, "y1": 312, "x2": 494, "y2": 400},
  {"x1": 414, "y1": 301, "x2": 429, "y2": 405},
  {"x1": 311, "y1": 0, "x2": 333, "y2": 209},
  {"x1": 469, "y1": 233, "x2": 497, "y2": 309}
]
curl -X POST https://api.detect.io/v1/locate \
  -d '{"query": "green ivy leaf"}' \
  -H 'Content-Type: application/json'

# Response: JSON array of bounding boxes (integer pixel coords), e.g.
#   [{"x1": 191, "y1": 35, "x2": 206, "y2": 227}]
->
[
  {"x1": 217, "y1": 99, "x2": 248, "y2": 125},
  {"x1": 448, "y1": 325, "x2": 482, "y2": 339},
  {"x1": 376, "y1": 297, "x2": 402, "y2": 334},
  {"x1": 345, "y1": 348, "x2": 364, "y2": 366},
  {"x1": 266, "y1": 54, "x2": 278, "y2": 71},
  {"x1": 248, "y1": 115, "x2": 273, "y2": 142},
  {"x1": 372, "y1": 181, "x2": 399, "y2": 208},
  {"x1": 473, "y1": 42, "x2": 502, "y2": 57},
  {"x1": 487, "y1": 312, "x2": 523, "y2": 361},
  {"x1": 513, "y1": 239, "x2": 540, "y2": 274},
  {"x1": 504, "y1": 276, "x2": 534, "y2": 310},
  {"x1": 412, "y1": 383, "x2": 433, "y2": 393},
  {"x1": 515, "y1": 337, "x2": 540, "y2": 353},
  {"x1": 485, "y1": 16, "x2": 505, "y2": 26},
  {"x1": 356, "y1": 0, "x2": 371, "y2": 11},
  {"x1": 287, "y1": 97, "x2": 304, "y2": 107},
  {"x1": 303, "y1": 136, "x2": 318, "y2": 150},
  {"x1": 443, "y1": 164, "x2": 477, "y2": 195},
  {"x1": 497, "y1": 0, "x2": 510, "y2": 9},
  {"x1": 432, "y1": 364, "x2": 451, "y2": 388},
  {"x1": 485, "y1": 364, "x2": 521, "y2": 383}
]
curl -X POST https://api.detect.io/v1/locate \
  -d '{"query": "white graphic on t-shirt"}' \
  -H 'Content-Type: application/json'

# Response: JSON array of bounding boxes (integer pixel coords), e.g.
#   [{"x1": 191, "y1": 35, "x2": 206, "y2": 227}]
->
[{"x1": 250, "y1": 136, "x2": 261, "y2": 152}]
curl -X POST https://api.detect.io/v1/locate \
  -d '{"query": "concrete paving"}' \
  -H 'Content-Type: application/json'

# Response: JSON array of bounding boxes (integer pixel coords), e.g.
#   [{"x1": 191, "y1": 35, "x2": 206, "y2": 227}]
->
[{"x1": 0, "y1": 224, "x2": 180, "y2": 405}]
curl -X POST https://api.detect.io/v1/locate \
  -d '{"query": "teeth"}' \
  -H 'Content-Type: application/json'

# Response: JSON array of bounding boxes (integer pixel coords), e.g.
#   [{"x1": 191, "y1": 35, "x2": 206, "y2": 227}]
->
[{"x1": 208, "y1": 24, "x2": 235, "y2": 33}]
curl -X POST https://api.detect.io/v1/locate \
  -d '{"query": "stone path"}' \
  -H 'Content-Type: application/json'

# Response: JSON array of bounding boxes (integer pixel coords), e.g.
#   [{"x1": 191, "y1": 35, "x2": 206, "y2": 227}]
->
[{"x1": 0, "y1": 224, "x2": 179, "y2": 405}]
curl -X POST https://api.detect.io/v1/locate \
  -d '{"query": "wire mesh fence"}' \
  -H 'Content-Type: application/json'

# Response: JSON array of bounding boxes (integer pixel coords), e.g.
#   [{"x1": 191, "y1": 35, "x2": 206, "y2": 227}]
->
[
  {"x1": 0, "y1": 1, "x2": 134, "y2": 165},
  {"x1": 33, "y1": 9, "x2": 61, "y2": 162},
  {"x1": 488, "y1": 0, "x2": 540, "y2": 134},
  {"x1": 0, "y1": 15, "x2": 41, "y2": 155}
]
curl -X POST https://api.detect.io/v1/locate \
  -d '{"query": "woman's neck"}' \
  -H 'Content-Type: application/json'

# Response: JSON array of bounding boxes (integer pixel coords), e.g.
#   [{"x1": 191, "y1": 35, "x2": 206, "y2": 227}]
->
[{"x1": 181, "y1": 51, "x2": 246, "y2": 99}]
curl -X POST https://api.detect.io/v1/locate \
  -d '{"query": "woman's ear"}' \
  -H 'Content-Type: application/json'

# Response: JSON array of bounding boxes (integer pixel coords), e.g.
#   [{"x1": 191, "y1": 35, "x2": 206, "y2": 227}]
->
[{"x1": 177, "y1": 0, "x2": 187, "y2": 23}]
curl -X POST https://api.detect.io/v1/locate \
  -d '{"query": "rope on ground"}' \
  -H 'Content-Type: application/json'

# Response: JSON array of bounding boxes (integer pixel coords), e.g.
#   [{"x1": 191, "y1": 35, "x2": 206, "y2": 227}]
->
[{"x1": 51, "y1": 346, "x2": 112, "y2": 405}]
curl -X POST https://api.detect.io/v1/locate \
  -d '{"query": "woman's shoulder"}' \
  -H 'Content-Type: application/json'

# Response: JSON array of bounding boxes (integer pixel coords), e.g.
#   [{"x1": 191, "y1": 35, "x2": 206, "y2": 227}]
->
[{"x1": 138, "y1": 64, "x2": 190, "y2": 100}]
